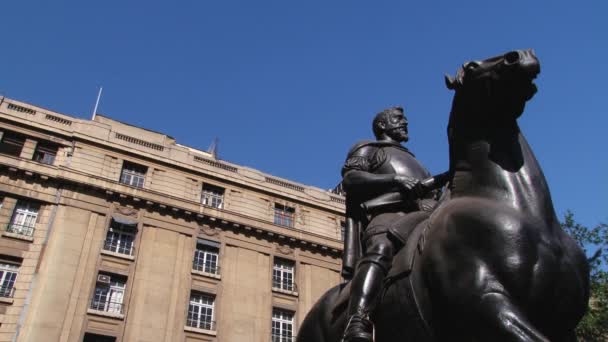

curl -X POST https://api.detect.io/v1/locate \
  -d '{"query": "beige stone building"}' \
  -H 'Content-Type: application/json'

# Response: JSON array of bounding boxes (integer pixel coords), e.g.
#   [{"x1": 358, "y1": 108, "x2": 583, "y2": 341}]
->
[{"x1": 0, "y1": 97, "x2": 345, "y2": 342}]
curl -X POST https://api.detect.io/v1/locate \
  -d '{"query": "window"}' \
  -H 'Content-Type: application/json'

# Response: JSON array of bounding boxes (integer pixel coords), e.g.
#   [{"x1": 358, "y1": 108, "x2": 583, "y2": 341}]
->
[
  {"x1": 274, "y1": 204, "x2": 295, "y2": 228},
  {"x1": 103, "y1": 219, "x2": 136, "y2": 256},
  {"x1": 90, "y1": 273, "x2": 126, "y2": 314},
  {"x1": 186, "y1": 292, "x2": 215, "y2": 331},
  {"x1": 272, "y1": 309, "x2": 295, "y2": 342},
  {"x1": 7, "y1": 201, "x2": 39, "y2": 237},
  {"x1": 0, "y1": 131, "x2": 25, "y2": 157},
  {"x1": 119, "y1": 161, "x2": 147, "y2": 188},
  {"x1": 201, "y1": 184, "x2": 224, "y2": 209},
  {"x1": 32, "y1": 142, "x2": 58, "y2": 165},
  {"x1": 273, "y1": 258, "x2": 295, "y2": 292},
  {"x1": 83, "y1": 333, "x2": 116, "y2": 342},
  {"x1": 340, "y1": 220, "x2": 346, "y2": 241},
  {"x1": 0, "y1": 262, "x2": 19, "y2": 298},
  {"x1": 192, "y1": 239, "x2": 220, "y2": 275}
]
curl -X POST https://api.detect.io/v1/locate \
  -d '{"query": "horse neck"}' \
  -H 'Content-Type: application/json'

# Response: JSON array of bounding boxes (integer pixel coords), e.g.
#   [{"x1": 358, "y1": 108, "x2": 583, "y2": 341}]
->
[{"x1": 448, "y1": 114, "x2": 556, "y2": 219}]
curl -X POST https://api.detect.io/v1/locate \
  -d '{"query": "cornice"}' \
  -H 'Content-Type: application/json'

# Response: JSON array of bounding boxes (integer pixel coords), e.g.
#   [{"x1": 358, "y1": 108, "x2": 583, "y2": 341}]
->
[{"x1": 0, "y1": 158, "x2": 343, "y2": 257}]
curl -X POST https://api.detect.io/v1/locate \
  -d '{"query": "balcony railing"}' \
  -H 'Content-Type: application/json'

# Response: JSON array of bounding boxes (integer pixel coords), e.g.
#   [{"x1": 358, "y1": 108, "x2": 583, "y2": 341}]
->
[
  {"x1": 271, "y1": 333, "x2": 295, "y2": 342},
  {"x1": 0, "y1": 285, "x2": 15, "y2": 298},
  {"x1": 186, "y1": 319, "x2": 216, "y2": 331},
  {"x1": 89, "y1": 298, "x2": 124, "y2": 314},
  {"x1": 6, "y1": 224, "x2": 35, "y2": 237},
  {"x1": 103, "y1": 240, "x2": 134, "y2": 256},
  {"x1": 272, "y1": 278, "x2": 297, "y2": 293},
  {"x1": 192, "y1": 262, "x2": 220, "y2": 275}
]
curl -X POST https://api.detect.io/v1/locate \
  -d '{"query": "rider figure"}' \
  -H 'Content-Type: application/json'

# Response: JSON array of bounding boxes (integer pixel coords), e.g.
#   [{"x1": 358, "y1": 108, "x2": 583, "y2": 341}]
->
[{"x1": 341, "y1": 106, "x2": 447, "y2": 342}]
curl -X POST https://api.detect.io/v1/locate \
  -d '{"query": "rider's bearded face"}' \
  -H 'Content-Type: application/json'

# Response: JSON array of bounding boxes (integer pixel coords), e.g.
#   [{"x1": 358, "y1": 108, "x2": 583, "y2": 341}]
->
[{"x1": 383, "y1": 112, "x2": 409, "y2": 142}]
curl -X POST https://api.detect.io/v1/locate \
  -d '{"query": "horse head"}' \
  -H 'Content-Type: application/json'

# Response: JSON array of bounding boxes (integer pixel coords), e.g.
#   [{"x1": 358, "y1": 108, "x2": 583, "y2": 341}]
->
[{"x1": 445, "y1": 50, "x2": 540, "y2": 138}]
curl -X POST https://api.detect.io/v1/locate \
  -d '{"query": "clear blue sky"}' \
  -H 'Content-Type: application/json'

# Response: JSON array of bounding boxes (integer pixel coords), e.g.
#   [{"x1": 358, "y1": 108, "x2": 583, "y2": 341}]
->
[{"x1": 1, "y1": 1, "x2": 606, "y2": 228}]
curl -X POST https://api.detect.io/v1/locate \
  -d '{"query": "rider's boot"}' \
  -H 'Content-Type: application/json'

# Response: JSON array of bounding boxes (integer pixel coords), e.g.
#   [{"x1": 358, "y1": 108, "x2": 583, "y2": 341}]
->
[{"x1": 342, "y1": 262, "x2": 385, "y2": 342}]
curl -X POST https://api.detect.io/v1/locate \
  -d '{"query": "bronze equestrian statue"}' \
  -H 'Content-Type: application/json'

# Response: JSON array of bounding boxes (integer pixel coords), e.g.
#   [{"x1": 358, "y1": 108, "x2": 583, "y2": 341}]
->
[
  {"x1": 340, "y1": 106, "x2": 449, "y2": 342},
  {"x1": 296, "y1": 49, "x2": 590, "y2": 342}
]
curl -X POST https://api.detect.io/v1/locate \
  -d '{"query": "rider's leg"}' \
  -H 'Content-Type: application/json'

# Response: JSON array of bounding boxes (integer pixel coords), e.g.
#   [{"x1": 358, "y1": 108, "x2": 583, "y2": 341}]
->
[{"x1": 343, "y1": 233, "x2": 397, "y2": 342}]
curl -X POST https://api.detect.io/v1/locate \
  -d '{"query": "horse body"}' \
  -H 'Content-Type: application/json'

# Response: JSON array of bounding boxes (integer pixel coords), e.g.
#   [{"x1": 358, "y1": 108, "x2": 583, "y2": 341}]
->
[
  {"x1": 420, "y1": 130, "x2": 588, "y2": 341},
  {"x1": 297, "y1": 50, "x2": 589, "y2": 342}
]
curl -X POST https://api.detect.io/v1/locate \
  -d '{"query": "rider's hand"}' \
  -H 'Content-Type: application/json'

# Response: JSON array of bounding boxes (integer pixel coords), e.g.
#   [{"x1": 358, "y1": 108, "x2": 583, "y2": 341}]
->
[{"x1": 394, "y1": 175, "x2": 424, "y2": 200}]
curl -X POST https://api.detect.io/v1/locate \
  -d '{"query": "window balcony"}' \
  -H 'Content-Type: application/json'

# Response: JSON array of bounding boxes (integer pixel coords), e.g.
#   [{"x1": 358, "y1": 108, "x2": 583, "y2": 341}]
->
[
  {"x1": 192, "y1": 261, "x2": 220, "y2": 275},
  {"x1": 6, "y1": 224, "x2": 35, "y2": 237},
  {"x1": 102, "y1": 239, "x2": 134, "y2": 257},
  {"x1": 191, "y1": 265, "x2": 221, "y2": 280},
  {"x1": 186, "y1": 319, "x2": 216, "y2": 332},
  {"x1": 271, "y1": 333, "x2": 295, "y2": 342},
  {"x1": 88, "y1": 298, "x2": 125, "y2": 319},
  {"x1": 0, "y1": 285, "x2": 15, "y2": 298},
  {"x1": 272, "y1": 277, "x2": 298, "y2": 295}
]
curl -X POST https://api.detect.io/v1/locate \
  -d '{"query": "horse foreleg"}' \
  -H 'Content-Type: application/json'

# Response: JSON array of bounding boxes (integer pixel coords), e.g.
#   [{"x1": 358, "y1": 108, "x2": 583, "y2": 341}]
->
[{"x1": 476, "y1": 292, "x2": 548, "y2": 342}]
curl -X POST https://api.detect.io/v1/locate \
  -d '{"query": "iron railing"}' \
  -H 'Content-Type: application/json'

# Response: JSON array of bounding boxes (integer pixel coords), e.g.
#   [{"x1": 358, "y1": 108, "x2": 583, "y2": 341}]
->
[
  {"x1": 103, "y1": 239, "x2": 134, "y2": 256},
  {"x1": 272, "y1": 277, "x2": 297, "y2": 292},
  {"x1": 89, "y1": 297, "x2": 124, "y2": 314},
  {"x1": 271, "y1": 333, "x2": 295, "y2": 342},
  {"x1": 192, "y1": 262, "x2": 220, "y2": 275},
  {"x1": 186, "y1": 319, "x2": 216, "y2": 331},
  {"x1": 6, "y1": 223, "x2": 35, "y2": 237},
  {"x1": 0, "y1": 285, "x2": 15, "y2": 298}
]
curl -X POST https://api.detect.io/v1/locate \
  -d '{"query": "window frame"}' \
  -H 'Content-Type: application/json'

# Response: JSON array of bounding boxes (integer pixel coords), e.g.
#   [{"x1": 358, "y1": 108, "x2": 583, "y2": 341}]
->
[
  {"x1": 0, "y1": 131, "x2": 25, "y2": 157},
  {"x1": 271, "y1": 308, "x2": 295, "y2": 342},
  {"x1": 90, "y1": 274, "x2": 127, "y2": 315},
  {"x1": 83, "y1": 333, "x2": 117, "y2": 342},
  {"x1": 192, "y1": 239, "x2": 220, "y2": 275},
  {"x1": 32, "y1": 142, "x2": 58, "y2": 165},
  {"x1": 272, "y1": 258, "x2": 296, "y2": 292},
  {"x1": 0, "y1": 262, "x2": 18, "y2": 298},
  {"x1": 273, "y1": 203, "x2": 295, "y2": 228},
  {"x1": 103, "y1": 220, "x2": 136, "y2": 256},
  {"x1": 201, "y1": 184, "x2": 225, "y2": 209},
  {"x1": 7, "y1": 201, "x2": 39, "y2": 237},
  {"x1": 186, "y1": 291, "x2": 216, "y2": 331},
  {"x1": 119, "y1": 161, "x2": 147, "y2": 188}
]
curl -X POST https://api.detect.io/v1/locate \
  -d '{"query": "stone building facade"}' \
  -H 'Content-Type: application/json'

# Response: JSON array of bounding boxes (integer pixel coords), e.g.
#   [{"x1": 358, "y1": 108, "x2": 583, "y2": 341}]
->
[{"x1": 0, "y1": 97, "x2": 345, "y2": 342}]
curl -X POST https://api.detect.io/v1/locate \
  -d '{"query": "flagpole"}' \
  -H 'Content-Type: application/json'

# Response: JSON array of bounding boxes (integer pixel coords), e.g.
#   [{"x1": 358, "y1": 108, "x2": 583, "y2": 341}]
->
[{"x1": 91, "y1": 87, "x2": 103, "y2": 121}]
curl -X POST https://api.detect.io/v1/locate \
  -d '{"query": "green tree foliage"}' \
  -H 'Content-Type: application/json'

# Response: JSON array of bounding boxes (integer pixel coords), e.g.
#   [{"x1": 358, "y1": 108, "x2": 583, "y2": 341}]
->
[{"x1": 561, "y1": 211, "x2": 608, "y2": 340}]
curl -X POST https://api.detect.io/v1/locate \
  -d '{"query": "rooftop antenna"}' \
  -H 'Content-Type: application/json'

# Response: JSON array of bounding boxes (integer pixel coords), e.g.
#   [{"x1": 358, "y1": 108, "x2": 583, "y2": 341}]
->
[
  {"x1": 91, "y1": 86, "x2": 103, "y2": 121},
  {"x1": 207, "y1": 137, "x2": 219, "y2": 159}
]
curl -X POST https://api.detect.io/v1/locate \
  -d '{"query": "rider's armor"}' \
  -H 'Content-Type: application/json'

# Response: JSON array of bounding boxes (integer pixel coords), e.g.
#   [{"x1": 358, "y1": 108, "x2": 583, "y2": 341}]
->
[
  {"x1": 342, "y1": 140, "x2": 435, "y2": 275},
  {"x1": 341, "y1": 140, "x2": 438, "y2": 342}
]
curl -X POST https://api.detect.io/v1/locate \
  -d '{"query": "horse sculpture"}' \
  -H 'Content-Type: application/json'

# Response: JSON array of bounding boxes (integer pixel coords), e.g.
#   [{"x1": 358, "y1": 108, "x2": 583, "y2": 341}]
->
[{"x1": 297, "y1": 50, "x2": 589, "y2": 342}]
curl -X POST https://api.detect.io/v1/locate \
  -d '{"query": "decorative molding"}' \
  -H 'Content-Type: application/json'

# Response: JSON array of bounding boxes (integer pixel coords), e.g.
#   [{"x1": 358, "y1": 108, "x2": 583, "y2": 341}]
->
[
  {"x1": 193, "y1": 156, "x2": 238, "y2": 173},
  {"x1": 275, "y1": 243, "x2": 294, "y2": 255},
  {"x1": 304, "y1": 188, "x2": 331, "y2": 201},
  {"x1": 45, "y1": 114, "x2": 72, "y2": 126},
  {"x1": 238, "y1": 167, "x2": 265, "y2": 181},
  {"x1": 115, "y1": 206, "x2": 138, "y2": 217},
  {"x1": 330, "y1": 196, "x2": 346, "y2": 205},
  {"x1": 200, "y1": 225, "x2": 219, "y2": 236},
  {"x1": 265, "y1": 177, "x2": 305, "y2": 192},
  {"x1": 7, "y1": 103, "x2": 36, "y2": 115},
  {"x1": 114, "y1": 132, "x2": 165, "y2": 151},
  {"x1": 0, "y1": 162, "x2": 343, "y2": 257}
]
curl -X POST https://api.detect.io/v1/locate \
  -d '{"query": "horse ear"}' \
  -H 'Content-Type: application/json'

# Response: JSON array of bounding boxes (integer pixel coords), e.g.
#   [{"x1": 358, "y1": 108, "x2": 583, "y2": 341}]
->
[{"x1": 445, "y1": 75, "x2": 456, "y2": 90}]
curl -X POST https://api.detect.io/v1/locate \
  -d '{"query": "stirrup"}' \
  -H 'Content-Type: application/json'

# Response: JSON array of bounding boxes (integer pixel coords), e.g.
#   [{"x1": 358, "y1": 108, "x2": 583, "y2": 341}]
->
[{"x1": 341, "y1": 313, "x2": 375, "y2": 342}]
